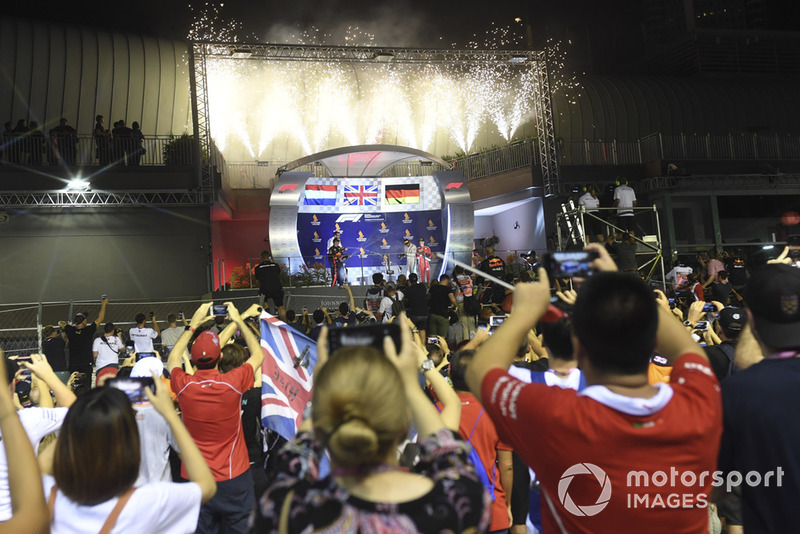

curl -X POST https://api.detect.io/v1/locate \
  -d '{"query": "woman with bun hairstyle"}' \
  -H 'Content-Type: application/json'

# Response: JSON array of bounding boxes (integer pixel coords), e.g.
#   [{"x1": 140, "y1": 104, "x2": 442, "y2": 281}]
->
[
  {"x1": 41, "y1": 375, "x2": 216, "y2": 533},
  {"x1": 251, "y1": 314, "x2": 489, "y2": 533}
]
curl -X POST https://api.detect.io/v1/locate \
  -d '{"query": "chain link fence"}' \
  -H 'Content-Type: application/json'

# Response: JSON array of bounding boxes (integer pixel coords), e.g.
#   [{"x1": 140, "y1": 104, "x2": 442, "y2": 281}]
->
[{"x1": 0, "y1": 295, "x2": 263, "y2": 358}]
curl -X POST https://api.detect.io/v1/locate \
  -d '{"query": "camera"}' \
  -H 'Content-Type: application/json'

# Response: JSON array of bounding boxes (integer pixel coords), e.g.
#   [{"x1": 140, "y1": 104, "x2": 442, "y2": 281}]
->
[
  {"x1": 209, "y1": 304, "x2": 229, "y2": 317},
  {"x1": 544, "y1": 251, "x2": 598, "y2": 279},
  {"x1": 327, "y1": 323, "x2": 401, "y2": 353},
  {"x1": 107, "y1": 377, "x2": 155, "y2": 404},
  {"x1": 136, "y1": 352, "x2": 157, "y2": 361},
  {"x1": 488, "y1": 315, "x2": 505, "y2": 328},
  {"x1": 427, "y1": 336, "x2": 438, "y2": 344},
  {"x1": 114, "y1": 328, "x2": 122, "y2": 336},
  {"x1": 694, "y1": 321, "x2": 709, "y2": 331}
]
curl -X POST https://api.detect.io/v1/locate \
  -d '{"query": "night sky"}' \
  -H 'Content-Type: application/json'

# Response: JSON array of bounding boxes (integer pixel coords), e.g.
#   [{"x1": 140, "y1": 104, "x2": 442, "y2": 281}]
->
[{"x1": 3, "y1": 0, "x2": 646, "y2": 73}]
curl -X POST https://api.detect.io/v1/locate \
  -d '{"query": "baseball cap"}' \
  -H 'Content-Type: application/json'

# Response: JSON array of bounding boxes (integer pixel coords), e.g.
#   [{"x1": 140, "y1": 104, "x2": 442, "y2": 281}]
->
[
  {"x1": 403, "y1": 238, "x2": 410, "y2": 243},
  {"x1": 73, "y1": 312, "x2": 87, "y2": 324},
  {"x1": 744, "y1": 264, "x2": 800, "y2": 349},
  {"x1": 190, "y1": 331, "x2": 221, "y2": 364},
  {"x1": 96, "y1": 366, "x2": 119, "y2": 383},
  {"x1": 131, "y1": 357, "x2": 164, "y2": 379},
  {"x1": 718, "y1": 307, "x2": 746, "y2": 333}
]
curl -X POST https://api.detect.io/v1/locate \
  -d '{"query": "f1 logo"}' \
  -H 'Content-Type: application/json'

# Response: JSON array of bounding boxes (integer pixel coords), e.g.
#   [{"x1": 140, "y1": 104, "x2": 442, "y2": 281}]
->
[
  {"x1": 335, "y1": 214, "x2": 363, "y2": 223},
  {"x1": 278, "y1": 184, "x2": 298, "y2": 192},
  {"x1": 445, "y1": 182, "x2": 464, "y2": 190}
]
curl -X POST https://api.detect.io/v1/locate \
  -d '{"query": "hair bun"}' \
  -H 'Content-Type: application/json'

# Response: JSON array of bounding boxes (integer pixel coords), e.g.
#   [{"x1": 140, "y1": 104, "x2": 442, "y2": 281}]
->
[{"x1": 327, "y1": 418, "x2": 380, "y2": 467}]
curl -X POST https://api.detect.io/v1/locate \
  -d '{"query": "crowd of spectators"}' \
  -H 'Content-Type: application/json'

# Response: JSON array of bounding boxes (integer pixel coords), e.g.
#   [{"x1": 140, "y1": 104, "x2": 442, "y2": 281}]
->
[
  {"x1": 2, "y1": 240, "x2": 798, "y2": 533},
  {"x1": 1, "y1": 115, "x2": 145, "y2": 167}
]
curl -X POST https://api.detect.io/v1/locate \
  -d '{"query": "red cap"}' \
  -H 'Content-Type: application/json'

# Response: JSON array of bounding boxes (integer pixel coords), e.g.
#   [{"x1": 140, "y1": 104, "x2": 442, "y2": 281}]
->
[
  {"x1": 96, "y1": 366, "x2": 119, "y2": 383},
  {"x1": 190, "y1": 331, "x2": 221, "y2": 364}
]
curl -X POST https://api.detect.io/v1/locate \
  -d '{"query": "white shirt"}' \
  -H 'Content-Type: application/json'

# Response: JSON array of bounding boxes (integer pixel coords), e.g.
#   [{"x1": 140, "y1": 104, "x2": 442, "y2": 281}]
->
[
  {"x1": 129, "y1": 326, "x2": 158, "y2": 353},
  {"x1": 159, "y1": 326, "x2": 185, "y2": 349},
  {"x1": 613, "y1": 185, "x2": 636, "y2": 216},
  {"x1": 133, "y1": 404, "x2": 177, "y2": 486},
  {"x1": 378, "y1": 290, "x2": 404, "y2": 323},
  {"x1": 44, "y1": 477, "x2": 202, "y2": 534},
  {"x1": 93, "y1": 335, "x2": 125, "y2": 368},
  {"x1": 578, "y1": 192, "x2": 600, "y2": 212},
  {"x1": 0, "y1": 408, "x2": 68, "y2": 521}
]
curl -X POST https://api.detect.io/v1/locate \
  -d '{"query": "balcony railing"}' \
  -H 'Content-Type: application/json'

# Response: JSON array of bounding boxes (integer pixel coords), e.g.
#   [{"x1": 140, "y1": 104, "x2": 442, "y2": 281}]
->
[{"x1": 0, "y1": 134, "x2": 196, "y2": 168}]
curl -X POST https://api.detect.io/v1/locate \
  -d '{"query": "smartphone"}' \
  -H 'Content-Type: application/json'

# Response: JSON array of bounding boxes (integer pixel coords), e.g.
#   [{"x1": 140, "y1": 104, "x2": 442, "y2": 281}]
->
[
  {"x1": 427, "y1": 336, "x2": 438, "y2": 344},
  {"x1": 136, "y1": 352, "x2": 157, "y2": 361},
  {"x1": 302, "y1": 307, "x2": 308, "y2": 313},
  {"x1": 101, "y1": 294, "x2": 107, "y2": 300},
  {"x1": 107, "y1": 377, "x2": 155, "y2": 404},
  {"x1": 327, "y1": 323, "x2": 402, "y2": 353},
  {"x1": 788, "y1": 235, "x2": 800, "y2": 260},
  {"x1": 210, "y1": 304, "x2": 228, "y2": 317},
  {"x1": 694, "y1": 321, "x2": 709, "y2": 331},
  {"x1": 178, "y1": 312, "x2": 184, "y2": 319},
  {"x1": 488, "y1": 315, "x2": 505, "y2": 328},
  {"x1": 126, "y1": 345, "x2": 136, "y2": 356},
  {"x1": 668, "y1": 298, "x2": 676, "y2": 308},
  {"x1": 702, "y1": 303, "x2": 716, "y2": 312},
  {"x1": 544, "y1": 251, "x2": 599, "y2": 279}
]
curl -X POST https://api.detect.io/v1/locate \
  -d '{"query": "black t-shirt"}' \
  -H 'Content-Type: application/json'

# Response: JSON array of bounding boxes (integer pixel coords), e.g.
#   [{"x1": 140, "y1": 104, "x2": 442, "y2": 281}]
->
[
  {"x1": 241, "y1": 387, "x2": 264, "y2": 463},
  {"x1": 403, "y1": 283, "x2": 429, "y2": 317},
  {"x1": 719, "y1": 358, "x2": 800, "y2": 533},
  {"x1": 42, "y1": 336, "x2": 67, "y2": 371},
  {"x1": 727, "y1": 257, "x2": 748, "y2": 286},
  {"x1": 480, "y1": 256, "x2": 506, "y2": 278},
  {"x1": 254, "y1": 261, "x2": 282, "y2": 293},
  {"x1": 711, "y1": 282, "x2": 733, "y2": 304},
  {"x1": 704, "y1": 340, "x2": 737, "y2": 382},
  {"x1": 64, "y1": 322, "x2": 98, "y2": 366},
  {"x1": 428, "y1": 284, "x2": 453, "y2": 317}
]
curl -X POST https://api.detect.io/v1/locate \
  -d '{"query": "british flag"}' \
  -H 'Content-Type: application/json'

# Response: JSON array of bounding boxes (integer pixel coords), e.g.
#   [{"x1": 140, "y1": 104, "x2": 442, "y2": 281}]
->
[
  {"x1": 344, "y1": 184, "x2": 378, "y2": 206},
  {"x1": 259, "y1": 313, "x2": 318, "y2": 440}
]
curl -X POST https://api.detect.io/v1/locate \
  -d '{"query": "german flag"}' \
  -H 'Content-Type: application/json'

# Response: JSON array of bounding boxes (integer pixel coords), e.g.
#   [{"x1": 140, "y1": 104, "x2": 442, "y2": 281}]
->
[{"x1": 385, "y1": 184, "x2": 420, "y2": 204}]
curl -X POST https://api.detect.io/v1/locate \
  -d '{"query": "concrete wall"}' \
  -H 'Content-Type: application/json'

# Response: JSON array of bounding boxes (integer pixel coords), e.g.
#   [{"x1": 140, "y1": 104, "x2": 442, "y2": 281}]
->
[
  {"x1": 474, "y1": 198, "x2": 547, "y2": 255},
  {"x1": 0, "y1": 207, "x2": 211, "y2": 303}
]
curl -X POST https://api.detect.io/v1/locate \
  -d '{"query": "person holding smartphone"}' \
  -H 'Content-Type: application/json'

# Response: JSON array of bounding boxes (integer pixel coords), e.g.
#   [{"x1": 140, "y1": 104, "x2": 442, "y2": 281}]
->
[{"x1": 92, "y1": 322, "x2": 125, "y2": 372}]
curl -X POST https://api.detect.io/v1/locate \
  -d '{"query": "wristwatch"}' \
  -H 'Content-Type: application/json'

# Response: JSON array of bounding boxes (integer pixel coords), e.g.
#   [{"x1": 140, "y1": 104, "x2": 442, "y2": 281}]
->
[{"x1": 420, "y1": 359, "x2": 435, "y2": 372}]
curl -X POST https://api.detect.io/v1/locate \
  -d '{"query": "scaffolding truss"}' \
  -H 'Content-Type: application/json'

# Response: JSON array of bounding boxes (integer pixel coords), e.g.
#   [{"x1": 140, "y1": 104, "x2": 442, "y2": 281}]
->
[
  {"x1": 532, "y1": 56, "x2": 560, "y2": 197},
  {"x1": 189, "y1": 42, "x2": 560, "y2": 196},
  {"x1": 0, "y1": 191, "x2": 210, "y2": 207}
]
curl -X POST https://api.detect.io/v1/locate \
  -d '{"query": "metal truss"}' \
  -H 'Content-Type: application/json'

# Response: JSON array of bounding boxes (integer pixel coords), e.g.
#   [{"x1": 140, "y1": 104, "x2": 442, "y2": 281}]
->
[
  {"x1": 640, "y1": 173, "x2": 800, "y2": 192},
  {"x1": 0, "y1": 191, "x2": 211, "y2": 207},
  {"x1": 190, "y1": 44, "x2": 216, "y2": 201},
  {"x1": 532, "y1": 53, "x2": 560, "y2": 197},
  {"x1": 192, "y1": 42, "x2": 540, "y2": 64}
]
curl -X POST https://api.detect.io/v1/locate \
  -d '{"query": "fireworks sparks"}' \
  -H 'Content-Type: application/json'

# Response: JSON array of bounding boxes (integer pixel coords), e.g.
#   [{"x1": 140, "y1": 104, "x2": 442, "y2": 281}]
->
[{"x1": 188, "y1": 3, "x2": 578, "y2": 162}]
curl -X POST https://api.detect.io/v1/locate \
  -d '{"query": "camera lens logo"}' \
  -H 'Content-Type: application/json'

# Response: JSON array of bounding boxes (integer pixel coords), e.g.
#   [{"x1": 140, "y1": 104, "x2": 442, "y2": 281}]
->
[{"x1": 558, "y1": 463, "x2": 612, "y2": 517}]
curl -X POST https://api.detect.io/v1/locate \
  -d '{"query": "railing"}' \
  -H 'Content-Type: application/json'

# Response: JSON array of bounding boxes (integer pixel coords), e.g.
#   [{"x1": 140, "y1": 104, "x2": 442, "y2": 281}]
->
[
  {"x1": 452, "y1": 139, "x2": 537, "y2": 180},
  {"x1": 559, "y1": 139, "x2": 643, "y2": 166},
  {"x1": 0, "y1": 134, "x2": 196, "y2": 168}
]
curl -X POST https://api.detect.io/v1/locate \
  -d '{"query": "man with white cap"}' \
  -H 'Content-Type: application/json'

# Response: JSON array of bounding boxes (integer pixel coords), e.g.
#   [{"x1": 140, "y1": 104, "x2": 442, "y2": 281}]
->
[
  {"x1": 130, "y1": 356, "x2": 176, "y2": 485},
  {"x1": 167, "y1": 302, "x2": 264, "y2": 534}
]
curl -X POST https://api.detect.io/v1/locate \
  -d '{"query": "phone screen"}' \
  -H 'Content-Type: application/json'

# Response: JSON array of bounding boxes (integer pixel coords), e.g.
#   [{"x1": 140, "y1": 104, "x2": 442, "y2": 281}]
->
[
  {"x1": 545, "y1": 251, "x2": 598, "y2": 279},
  {"x1": 327, "y1": 324, "x2": 402, "y2": 354},
  {"x1": 136, "y1": 352, "x2": 157, "y2": 361},
  {"x1": 210, "y1": 304, "x2": 228, "y2": 316},
  {"x1": 107, "y1": 377, "x2": 155, "y2": 404},
  {"x1": 489, "y1": 315, "x2": 505, "y2": 328},
  {"x1": 427, "y1": 336, "x2": 438, "y2": 344}
]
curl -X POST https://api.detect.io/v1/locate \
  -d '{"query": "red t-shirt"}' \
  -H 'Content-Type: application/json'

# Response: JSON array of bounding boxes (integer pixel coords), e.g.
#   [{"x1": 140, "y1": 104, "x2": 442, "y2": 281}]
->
[
  {"x1": 456, "y1": 392, "x2": 512, "y2": 532},
  {"x1": 171, "y1": 365, "x2": 254, "y2": 481},
  {"x1": 481, "y1": 353, "x2": 721, "y2": 534}
]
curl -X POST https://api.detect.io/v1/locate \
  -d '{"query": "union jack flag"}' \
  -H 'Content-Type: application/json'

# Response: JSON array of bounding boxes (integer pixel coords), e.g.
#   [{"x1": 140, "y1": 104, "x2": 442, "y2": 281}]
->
[
  {"x1": 259, "y1": 313, "x2": 318, "y2": 440},
  {"x1": 344, "y1": 184, "x2": 378, "y2": 206}
]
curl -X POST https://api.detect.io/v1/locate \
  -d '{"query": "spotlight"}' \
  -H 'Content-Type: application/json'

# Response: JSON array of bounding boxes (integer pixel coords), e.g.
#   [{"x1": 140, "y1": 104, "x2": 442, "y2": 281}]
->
[
  {"x1": 508, "y1": 55, "x2": 528, "y2": 64},
  {"x1": 66, "y1": 179, "x2": 90, "y2": 191},
  {"x1": 230, "y1": 49, "x2": 252, "y2": 59}
]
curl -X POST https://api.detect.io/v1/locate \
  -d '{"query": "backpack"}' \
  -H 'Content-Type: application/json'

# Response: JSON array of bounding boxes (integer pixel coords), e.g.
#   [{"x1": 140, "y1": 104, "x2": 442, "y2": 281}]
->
[
  {"x1": 389, "y1": 294, "x2": 405, "y2": 317},
  {"x1": 364, "y1": 286, "x2": 384, "y2": 313},
  {"x1": 466, "y1": 409, "x2": 496, "y2": 502}
]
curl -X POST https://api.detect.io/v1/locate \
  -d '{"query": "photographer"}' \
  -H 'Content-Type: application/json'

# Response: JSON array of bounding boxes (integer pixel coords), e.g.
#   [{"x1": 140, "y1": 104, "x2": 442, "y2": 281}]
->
[
  {"x1": 60, "y1": 295, "x2": 108, "y2": 379},
  {"x1": 42, "y1": 324, "x2": 68, "y2": 372},
  {"x1": 92, "y1": 323, "x2": 125, "y2": 372}
]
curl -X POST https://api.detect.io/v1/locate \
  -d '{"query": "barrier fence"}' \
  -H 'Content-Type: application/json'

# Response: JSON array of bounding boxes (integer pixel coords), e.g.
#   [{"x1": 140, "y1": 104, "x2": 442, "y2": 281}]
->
[{"x1": 0, "y1": 134, "x2": 195, "y2": 167}]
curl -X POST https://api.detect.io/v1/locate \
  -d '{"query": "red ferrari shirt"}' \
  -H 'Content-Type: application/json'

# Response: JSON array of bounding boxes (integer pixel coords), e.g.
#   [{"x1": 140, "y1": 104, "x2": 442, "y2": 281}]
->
[
  {"x1": 456, "y1": 392, "x2": 512, "y2": 532},
  {"x1": 481, "y1": 353, "x2": 721, "y2": 534},
  {"x1": 171, "y1": 365, "x2": 254, "y2": 481}
]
